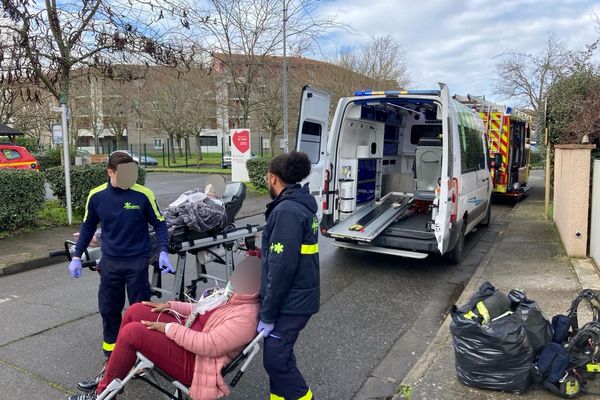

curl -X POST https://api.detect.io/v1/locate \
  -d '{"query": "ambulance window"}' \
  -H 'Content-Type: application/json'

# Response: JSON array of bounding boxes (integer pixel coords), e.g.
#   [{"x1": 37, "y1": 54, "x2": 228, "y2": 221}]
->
[
  {"x1": 459, "y1": 125, "x2": 484, "y2": 173},
  {"x1": 411, "y1": 125, "x2": 442, "y2": 145},
  {"x1": 298, "y1": 121, "x2": 322, "y2": 164}
]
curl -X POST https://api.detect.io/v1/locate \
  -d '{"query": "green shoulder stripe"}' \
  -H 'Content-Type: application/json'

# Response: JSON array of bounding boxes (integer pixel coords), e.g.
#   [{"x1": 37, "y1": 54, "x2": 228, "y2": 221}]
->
[
  {"x1": 131, "y1": 184, "x2": 165, "y2": 222},
  {"x1": 84, "y1": 183, "x2": 108, "y2": 222}
]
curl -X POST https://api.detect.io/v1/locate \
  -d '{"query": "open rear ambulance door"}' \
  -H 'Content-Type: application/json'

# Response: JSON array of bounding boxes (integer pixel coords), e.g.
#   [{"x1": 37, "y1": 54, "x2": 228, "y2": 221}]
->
[
  {"x1": 434, "y1": 83, "x2": 453, "y2": 254},
  {"x1": 296, "y1": 85, "x2": 330, "y2": 221}
]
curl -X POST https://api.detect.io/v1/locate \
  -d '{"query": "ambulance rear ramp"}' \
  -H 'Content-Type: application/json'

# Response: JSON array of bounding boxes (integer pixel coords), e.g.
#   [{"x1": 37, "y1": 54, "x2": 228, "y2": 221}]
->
[{"x1": 327, "y1": 193, "x2": 413, "y2": 242}]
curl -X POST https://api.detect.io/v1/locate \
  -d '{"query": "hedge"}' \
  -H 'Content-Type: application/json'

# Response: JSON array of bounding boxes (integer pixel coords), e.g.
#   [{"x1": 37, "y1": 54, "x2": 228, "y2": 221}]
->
[
  {"x1": 0, "y1": 170, "x2": 45, "y2": 231},
  {"x1": 246, "y1": 156, "x2": 271, "y2": 191},
  {"x1": 35, "y1": 147, "x2": 63, "y2": 171},
  {"x1": 45, "y1": 164, "x2": 146, "y2": 213}
]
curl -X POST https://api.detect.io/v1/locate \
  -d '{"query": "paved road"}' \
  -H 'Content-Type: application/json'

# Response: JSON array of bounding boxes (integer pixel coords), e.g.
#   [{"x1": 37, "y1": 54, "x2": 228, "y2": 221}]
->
[{"x1": 0, "y1": 203, "x2": 513, "y2": 400}]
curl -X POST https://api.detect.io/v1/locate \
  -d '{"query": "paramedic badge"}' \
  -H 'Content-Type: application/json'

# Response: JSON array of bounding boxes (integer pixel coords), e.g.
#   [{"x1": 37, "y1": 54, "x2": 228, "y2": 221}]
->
[{"x1": 270, "y1": 242, "x2": 284, "y2": 254}]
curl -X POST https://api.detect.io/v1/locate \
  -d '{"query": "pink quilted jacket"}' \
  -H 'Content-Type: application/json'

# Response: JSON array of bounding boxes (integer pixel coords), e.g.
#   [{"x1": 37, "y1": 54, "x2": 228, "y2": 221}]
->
[{"x1": 166, "y1": 293, "x2": 259, "y2": 400}]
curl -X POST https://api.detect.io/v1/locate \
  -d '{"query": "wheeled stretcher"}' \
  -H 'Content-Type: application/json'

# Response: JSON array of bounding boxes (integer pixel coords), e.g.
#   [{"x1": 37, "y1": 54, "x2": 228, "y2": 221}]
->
[{"x1": 50, "y1": 182, "x2": 264, "y2": 301}]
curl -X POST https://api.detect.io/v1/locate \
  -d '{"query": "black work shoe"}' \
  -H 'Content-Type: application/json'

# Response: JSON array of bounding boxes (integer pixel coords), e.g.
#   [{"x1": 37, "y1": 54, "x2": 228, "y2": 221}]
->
[
  {"x1": 68, "y1": 391, "x2": 97, "y2": 400},
  {"x1": 77, "y1": 361, "x2": 107, "y2": 392}
]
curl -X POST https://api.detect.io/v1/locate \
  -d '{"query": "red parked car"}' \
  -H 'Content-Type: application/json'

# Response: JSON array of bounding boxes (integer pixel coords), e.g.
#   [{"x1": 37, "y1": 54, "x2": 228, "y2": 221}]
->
[{"x1": 0, "y1": 143, "x2": 39, "y2": 171}]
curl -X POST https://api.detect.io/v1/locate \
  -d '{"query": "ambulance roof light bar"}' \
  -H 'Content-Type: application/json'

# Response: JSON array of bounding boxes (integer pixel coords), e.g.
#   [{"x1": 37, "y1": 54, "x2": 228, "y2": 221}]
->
[{"x1": 354, "y1": 89, "x2": 441, "y2": 96}]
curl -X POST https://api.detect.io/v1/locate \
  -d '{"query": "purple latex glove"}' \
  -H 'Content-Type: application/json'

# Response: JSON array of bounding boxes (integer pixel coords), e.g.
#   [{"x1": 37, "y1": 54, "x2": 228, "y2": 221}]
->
[
  {"x1": 257, "y1": 320, "x2": 274, "y2": 337},
  {"x1": 159, "y1": 251, "x2": 174, "y2": 274},
  {"x1": 69, "y1": 257, "x2": 82, "y2": 278}
]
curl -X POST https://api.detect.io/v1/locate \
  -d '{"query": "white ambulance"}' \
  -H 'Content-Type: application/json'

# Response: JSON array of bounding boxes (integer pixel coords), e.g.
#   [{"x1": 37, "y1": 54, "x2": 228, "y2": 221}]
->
[{"x1": 295, "y1": 84, "x2": 493, "y2": 263}]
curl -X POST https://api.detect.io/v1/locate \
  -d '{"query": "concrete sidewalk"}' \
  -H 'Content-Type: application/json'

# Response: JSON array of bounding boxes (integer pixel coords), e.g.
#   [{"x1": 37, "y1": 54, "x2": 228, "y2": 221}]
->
[
  {"x1": 0, "y1": 193, "x2": 270, "y2": 277},
  {"x1": 394, "y1": 178, "x2": 600, "y2": 399}
]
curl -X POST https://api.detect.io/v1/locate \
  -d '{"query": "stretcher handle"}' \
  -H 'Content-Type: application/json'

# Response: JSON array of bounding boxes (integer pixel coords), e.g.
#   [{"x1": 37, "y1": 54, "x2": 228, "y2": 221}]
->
[{"x1": 82, "y1": 260, "x2": 98, "y2": 271}]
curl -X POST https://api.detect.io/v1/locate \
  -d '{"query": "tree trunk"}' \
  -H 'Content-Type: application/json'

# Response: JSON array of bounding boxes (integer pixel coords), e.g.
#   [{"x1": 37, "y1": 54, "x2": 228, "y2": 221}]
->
[
  {"x1": 94, "y1": 136, "x2": 99, "y2": 154},
  {"x1": 270, "y1": 132, "x2": 277, "y2": 157},
  {"x1": 169, "y1": 134, "x2": 176, "y2": 164}
]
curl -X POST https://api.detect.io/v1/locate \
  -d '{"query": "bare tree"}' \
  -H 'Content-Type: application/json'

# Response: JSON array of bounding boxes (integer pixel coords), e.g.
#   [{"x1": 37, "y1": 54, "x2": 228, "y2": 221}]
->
[
  {"x1": 333, "y1": 35, "x2": 410, "y2": 89},
  {"x1": 172, "y1": 0, "x2": 342, "y2": 129},
  {"x1": 494, "y1": 34, "x2": 569, "y2": 112},
  {"x1": 0, "y1": 1, "x2": 197, "y2": 110},
  {"x1": 143, "y1": 67, "x2": 213, "y2": 163},
  {"x1": 9, "y1": 91, "x2": 55, "y2": 147},
  {"x1": 104, "y1": 96, "x2": 128, "y2": 150}
]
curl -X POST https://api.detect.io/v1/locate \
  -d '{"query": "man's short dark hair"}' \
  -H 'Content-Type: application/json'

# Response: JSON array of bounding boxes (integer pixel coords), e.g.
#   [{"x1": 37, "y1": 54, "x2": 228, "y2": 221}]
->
[
  {"x1": 268, "y1": 151, "x2": 311, "y2": 184},
  {"x1": 108, "y1": 151, "x2": 135, "y2": 171}
]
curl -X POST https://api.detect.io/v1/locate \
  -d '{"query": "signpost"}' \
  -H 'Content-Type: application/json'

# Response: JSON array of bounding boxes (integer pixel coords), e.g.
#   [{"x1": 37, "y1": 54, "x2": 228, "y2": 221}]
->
[
  {"x1": 230, "y1": 128, "x2": 251, "y2": 182},
  {"x1": 52, "y1": 97, "x2": 72, "y2": 225},
  {"x1": 51, "y1": 123, "x2": 63, "y2": 145}
]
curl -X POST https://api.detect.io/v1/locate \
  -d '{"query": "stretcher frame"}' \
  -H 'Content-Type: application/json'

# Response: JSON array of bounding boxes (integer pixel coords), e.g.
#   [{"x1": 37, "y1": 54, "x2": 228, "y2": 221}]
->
[{"x1": 151, "y1": 224, "x2": 264, "y2": 301}]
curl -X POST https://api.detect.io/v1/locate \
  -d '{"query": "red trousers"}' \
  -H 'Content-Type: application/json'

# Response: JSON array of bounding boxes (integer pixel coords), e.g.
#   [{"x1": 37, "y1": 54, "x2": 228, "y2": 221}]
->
[{"x1": 97, "y1": 302, "x2": 207, "y2": 394}]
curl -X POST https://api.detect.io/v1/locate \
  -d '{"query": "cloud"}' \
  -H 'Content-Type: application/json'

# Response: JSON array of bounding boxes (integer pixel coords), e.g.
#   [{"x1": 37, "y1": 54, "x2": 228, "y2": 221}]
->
[{"x1": 314, "y1": 0, "x2": 599, "y2": 103}]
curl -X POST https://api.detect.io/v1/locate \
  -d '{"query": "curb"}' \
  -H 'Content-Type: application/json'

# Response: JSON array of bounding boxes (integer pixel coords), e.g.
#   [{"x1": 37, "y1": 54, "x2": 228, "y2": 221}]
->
[
  {"x1": 0, "y1": 256, "x2": 61, "y2": 277},
  {"x1": 0, "y1": 211, "x2": 266, "y2": 278},
  {"x1": 392, "y1": 227, "x2": 505, "y2": 399}
]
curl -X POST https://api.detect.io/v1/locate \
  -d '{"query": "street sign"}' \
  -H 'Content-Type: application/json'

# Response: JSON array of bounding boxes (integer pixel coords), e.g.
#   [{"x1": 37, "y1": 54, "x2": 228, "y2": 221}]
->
[
  {"x1": 230, "y1": 128, "x2": 251, "y2": 182},
  {"x1": 52, "y1": 123, "x2": 62, "y2": 145}
]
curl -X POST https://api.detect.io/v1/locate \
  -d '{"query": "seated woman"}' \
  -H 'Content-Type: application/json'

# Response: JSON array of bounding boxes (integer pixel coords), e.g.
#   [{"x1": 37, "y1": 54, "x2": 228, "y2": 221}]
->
[{"x1": 68, "y1": 257, "x2": 261, "y2": 400}]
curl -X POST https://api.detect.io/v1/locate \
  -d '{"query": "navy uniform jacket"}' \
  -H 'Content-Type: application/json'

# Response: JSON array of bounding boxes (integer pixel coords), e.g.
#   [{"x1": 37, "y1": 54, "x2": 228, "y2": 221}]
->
[
  {"x1": 260, "y1": 184, "x2": 320, "y2": 323},
  {"x1": 74, "y1": 181, "x2": 168, "y2": 259}
]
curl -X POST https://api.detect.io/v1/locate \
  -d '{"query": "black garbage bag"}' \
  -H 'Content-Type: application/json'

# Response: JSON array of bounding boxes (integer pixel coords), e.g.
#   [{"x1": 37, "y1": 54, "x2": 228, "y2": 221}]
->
[
  {"x1": 510, "y1": 289, "x2": 553, "y2": 356},
  {"x1": 450, "y1": 282, "x2": 534, "y2": 393}
]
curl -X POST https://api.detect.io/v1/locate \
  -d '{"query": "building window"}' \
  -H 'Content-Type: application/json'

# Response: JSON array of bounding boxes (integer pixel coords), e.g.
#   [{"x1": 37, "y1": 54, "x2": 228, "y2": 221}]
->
[
  {"x1": 200, "y1": 136, "x2": 218, "y2": 146},
  {"x1": 135, "y1": 121, "x2": 144, "y2": 129},
  {"x1": 153, "y1": 137, "x2": 163, "y2": 149}
]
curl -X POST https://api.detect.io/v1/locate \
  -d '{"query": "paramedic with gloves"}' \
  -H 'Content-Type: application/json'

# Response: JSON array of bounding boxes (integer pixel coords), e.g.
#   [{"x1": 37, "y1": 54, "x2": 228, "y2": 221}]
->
[
  {"x1": 69, "y1": 151, "x2": 171, "y2": 391},
  {"x1": 259, "y1": 151, "x2": 320, "y2": 400}
]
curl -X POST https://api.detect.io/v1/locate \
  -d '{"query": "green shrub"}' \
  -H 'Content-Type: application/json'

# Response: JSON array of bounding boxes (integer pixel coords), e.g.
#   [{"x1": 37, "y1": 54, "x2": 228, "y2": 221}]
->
[
  {"x1": 529, "y1": 151, "x2": 544, "y2": 166},
  {"x1": 45, "y1": 164, "x2": 146, "y2": 213},
  {"x1": 246, "y1": 156, "x2": 271, "y2": 191},
  {"x1": 35, "y1": 147, "x2": 63, "y2": 171},
  {"x1": 0, "y1": 170, "x2": 45, "y2": 232},
  {"x1": 37, "y1": 200, "x2": 84, "y2": 227}
]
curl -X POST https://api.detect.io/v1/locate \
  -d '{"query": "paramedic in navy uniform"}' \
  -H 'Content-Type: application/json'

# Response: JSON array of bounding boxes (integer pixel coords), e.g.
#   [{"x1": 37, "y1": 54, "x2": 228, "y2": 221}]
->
[
  {"x1": 258, "y1": 151, "x2": 320, "y2": 400},
  {"x1": 69, "y1": 151, "x2": 172, "y2": 391}
]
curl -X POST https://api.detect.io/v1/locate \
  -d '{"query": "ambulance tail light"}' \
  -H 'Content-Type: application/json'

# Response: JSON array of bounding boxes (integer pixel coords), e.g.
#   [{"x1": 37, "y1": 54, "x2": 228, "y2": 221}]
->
[
  {"x1": 322, "y1": 169, "x2": 330, "y2": 211},
  {"x1": 450, "y1": 177, "x2": 459, "y2": 223}
]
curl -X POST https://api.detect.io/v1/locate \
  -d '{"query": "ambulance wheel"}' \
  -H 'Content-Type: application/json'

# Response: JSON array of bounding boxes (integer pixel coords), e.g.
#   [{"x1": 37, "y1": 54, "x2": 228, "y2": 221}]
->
[
  {"x1": 479, "y1": 204, "x2": 491, "y2": 227},
  {"x1": 444, "y1": 221, "x2": 465, "y2": 265}
]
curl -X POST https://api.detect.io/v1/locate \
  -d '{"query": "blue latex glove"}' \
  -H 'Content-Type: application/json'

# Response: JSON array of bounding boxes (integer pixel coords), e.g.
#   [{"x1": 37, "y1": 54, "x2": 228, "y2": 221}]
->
[
  {"x1": 257, "y1": 320, "x2": 275, "y2": 337},
  {"x1": 69, "y1": 257, "x2": 82, "y2": 278},
  {"x1": 159, "y1": 251, "x2": 174, "y2": 274}
]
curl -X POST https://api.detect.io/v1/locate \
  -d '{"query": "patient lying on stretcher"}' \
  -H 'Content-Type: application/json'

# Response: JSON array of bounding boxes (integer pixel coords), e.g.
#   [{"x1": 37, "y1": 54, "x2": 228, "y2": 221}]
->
[
  {"x1": 67, "y1": 257, "x2": 261, "y2": 400},
  {"x1": 76, "y1": 181, "x2": 227, "y2": 249}
]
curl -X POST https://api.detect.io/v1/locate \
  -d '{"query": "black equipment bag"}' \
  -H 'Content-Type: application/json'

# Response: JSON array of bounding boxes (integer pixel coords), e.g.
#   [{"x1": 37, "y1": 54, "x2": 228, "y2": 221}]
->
[
  {"x1": 450, "y1": 282, "x2": 541, "y2": 393},
  {"x1": 534, "y1": 289, "x2": 600, "y2": 398},
  {"x1": 510, "y1": 289, "x2": 553, "y2": 356}
]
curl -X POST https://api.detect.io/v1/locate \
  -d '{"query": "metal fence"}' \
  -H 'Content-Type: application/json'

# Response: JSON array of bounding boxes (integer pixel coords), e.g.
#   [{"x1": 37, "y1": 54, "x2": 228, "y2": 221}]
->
[{"x1": 591, "y1": 159, "x2": 600, "y2": 266}]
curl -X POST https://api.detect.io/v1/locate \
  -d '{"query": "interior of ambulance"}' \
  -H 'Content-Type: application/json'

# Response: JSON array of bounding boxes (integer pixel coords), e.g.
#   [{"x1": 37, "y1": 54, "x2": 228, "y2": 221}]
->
[{"x1": 327, "y1": 96, "x2": 444, "y2": 246}]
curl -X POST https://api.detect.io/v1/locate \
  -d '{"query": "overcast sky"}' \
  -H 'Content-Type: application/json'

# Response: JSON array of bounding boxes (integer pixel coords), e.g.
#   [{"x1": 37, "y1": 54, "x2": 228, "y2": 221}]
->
[{"x1": 314, "y1": 0, "x2": 599, "y2": 103}]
